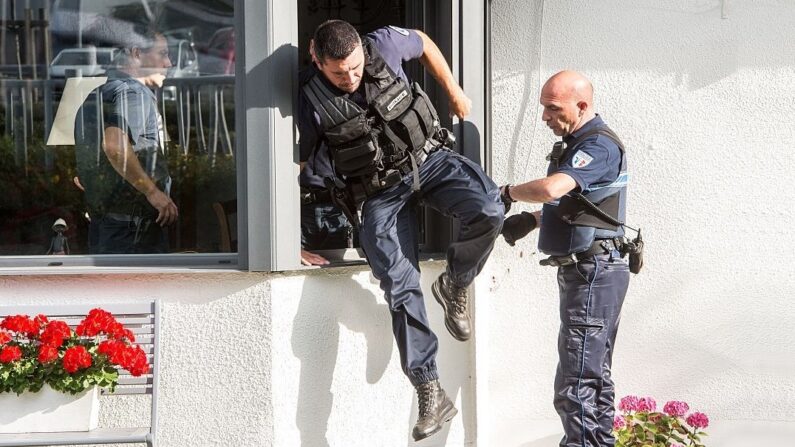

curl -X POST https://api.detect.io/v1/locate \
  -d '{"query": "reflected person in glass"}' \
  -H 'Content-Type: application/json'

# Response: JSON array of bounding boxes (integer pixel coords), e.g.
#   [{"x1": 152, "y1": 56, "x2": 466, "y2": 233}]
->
[{"x1": 74, "y1": 29, "x2": 177, "y2": 254}]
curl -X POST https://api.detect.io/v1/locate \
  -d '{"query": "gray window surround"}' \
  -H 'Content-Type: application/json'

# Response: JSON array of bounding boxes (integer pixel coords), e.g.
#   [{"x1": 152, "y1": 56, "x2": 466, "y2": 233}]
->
[{"x1": 0, "y1": 0, "x2": 490, "y2": 274}]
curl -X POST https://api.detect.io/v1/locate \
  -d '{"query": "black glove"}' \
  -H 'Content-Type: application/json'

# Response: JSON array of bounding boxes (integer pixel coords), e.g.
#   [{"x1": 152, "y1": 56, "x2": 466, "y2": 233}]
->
[
  {"x1": 501, "y1": 211, "x2": 537, "y2": 246},
  {"x1": 499, "y1": 184, "x2": 516, "y2": 213}
]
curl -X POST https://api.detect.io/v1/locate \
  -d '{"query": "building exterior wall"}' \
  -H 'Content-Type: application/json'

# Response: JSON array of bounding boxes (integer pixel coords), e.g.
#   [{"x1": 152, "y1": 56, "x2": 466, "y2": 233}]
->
[
  {"x1": 489, "y1": 0, "x2": 795, "y2": 445},
  {"x1": 0, "y1": 262, "x2": 475, "y2": 447},
  {"x1": 4, "y1": 1, "x2": 795, "y2": 446}
]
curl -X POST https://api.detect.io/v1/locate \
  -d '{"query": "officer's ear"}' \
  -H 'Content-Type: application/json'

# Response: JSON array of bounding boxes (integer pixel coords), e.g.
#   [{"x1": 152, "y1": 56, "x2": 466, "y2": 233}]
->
[
  {"x1": 309, "y1": 39, "x2": 320, "y2": 66},
  {"x1": 577, "y1": 101, "x2": 588, "y2": 117}
]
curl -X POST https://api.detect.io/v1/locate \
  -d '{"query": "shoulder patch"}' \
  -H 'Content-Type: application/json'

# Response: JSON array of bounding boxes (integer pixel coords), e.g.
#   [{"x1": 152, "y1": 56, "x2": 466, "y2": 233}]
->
[
  {"x1": 571, "y1": 150, "x2": 594, "y2": 169},
  {"x1": 388, "y1": 25, "x2": 410, "y2": 36}
]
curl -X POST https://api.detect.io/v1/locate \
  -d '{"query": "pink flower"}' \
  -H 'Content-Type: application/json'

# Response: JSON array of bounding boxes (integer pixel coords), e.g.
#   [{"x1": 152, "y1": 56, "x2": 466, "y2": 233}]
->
[
  {"x1": 663, "y1": 400, "x2": 690, "y2": 417},
  {"x1": 686, "y1": 412, "x2": 709, "y2": 429},
  {"x1": 618, "y1": 395, "x2": 640, "y2": 412},
  {"x1": 637, "y1": 396, "x2": 657, "y2": 412},
  {"x1": 613, "y1": 415, "x2": 626, "y2": 430},
  {"x1": 670, "y1": 444, "x2": 684, "y2": 447}
]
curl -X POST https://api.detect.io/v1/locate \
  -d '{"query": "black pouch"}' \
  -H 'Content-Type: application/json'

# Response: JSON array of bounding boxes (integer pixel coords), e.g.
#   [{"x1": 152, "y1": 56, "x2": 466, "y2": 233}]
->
[
  {"x1": 332, "y1": 134, "x2": 382, "y2": 177},
  {"x1": 387, "y1": 83, "x2": 437, "y2": 151},
  {"x1": 621, "y1": 230, "x2": 644, "y2": 274},
  {"x1": 628, "y1": 237, "x2": 644, "y2": 274},
  {"x1": 371, "y1": 79, "x2": 413, "y2": 121},
  {"x1": 325, "y1": 114, "x2": 370, "y2": 147}
]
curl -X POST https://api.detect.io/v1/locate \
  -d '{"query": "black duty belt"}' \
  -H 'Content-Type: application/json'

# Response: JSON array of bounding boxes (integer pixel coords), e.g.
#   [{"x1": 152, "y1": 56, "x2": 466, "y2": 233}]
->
[
  {"x1": 540, "y1": 239, "x2": 620, "y2": 267},
  {"x1": 301, "y1": 187, "x2": 333, "y2": 205}
]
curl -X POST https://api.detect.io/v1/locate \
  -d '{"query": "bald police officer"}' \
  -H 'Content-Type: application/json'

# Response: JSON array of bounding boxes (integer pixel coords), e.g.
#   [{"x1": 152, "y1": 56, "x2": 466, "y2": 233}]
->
[{"x1": 500, "y1": 70, "x2": 631, "y2": 447}]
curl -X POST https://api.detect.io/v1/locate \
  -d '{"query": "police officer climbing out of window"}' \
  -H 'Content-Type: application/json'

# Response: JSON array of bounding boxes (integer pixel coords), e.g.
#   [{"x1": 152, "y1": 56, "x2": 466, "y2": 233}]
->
[
  {"x1": 298, "y1": 20, "x2": 504, "y2": 440},
  {"x1": 500, "y1": 70, "x2": 642, "y2": 447}
]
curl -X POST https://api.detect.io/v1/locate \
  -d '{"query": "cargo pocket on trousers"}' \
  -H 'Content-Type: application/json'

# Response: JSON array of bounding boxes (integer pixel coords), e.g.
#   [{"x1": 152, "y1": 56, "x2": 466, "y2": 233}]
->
[{"x1": 564, "y1": 316, "x2": 607, "y2": 378}]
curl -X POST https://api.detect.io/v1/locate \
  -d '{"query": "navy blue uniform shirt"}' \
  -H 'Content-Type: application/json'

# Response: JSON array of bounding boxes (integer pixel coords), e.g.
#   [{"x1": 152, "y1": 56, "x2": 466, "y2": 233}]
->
[
  {"x1": 298, "y1": 26, "x2": 423, "y2": 188},
  {"x1": 549, "y1": 115, "x2": 622, "y2": 192}
]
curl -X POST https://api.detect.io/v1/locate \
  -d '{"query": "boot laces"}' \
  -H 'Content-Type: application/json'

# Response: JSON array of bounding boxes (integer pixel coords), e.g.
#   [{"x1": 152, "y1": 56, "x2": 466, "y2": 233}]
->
[
  {"x1": 449, "y1": 283, "x2": 468, "y2": 316},
  {"x1": 417, "y1": 382, "x2": 437, "y2": 417}
]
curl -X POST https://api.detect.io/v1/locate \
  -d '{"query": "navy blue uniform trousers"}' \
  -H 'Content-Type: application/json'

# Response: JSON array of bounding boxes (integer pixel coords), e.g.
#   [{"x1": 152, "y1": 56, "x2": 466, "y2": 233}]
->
[
  {"x1": 554, "y1": 251, "x2": 630, "y2": 447},
  {"x1": 358, "y1": 148, "x2": 504, "y2": 386}
]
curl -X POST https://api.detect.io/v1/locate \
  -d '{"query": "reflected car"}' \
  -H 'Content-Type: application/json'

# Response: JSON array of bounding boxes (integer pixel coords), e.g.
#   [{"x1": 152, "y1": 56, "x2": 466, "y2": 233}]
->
[
  {"x1": 49, "y1": 47, "x2": 118, "y2": 78},
  {"x1": 198, "y1": 27, "x2": 234, "y2": 75}
]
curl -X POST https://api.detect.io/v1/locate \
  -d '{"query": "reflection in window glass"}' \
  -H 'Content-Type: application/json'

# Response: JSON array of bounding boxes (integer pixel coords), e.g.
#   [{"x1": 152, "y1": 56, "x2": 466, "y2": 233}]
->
[{"x1": 0, "y1": 1, "x2": 236, "y2": 256}]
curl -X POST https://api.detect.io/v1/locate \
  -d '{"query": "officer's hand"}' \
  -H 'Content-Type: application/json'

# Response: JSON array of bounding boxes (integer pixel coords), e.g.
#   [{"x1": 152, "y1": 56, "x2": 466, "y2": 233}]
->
[
  {"x1": 449, "y1": 87, "x2": 472, "y2": 119},
  {"x1": 501, "y1": 211, "x2": 537, "y2": 246},
  {"x1": 301, "y1": 249, "x2": 329, "y2": 266},
  {"x1": 146, "y1": 189, "x2": 179, "y2": 226}
]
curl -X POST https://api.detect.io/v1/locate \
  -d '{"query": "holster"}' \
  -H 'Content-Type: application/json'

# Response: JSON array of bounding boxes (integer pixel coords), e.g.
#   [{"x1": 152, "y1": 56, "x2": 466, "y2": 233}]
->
[{"x1": 324, "y1": 177, "x2": 361, "y2": 229}]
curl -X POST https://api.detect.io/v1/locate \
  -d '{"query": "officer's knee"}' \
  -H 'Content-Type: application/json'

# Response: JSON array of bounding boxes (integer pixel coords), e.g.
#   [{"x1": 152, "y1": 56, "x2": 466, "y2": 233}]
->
[{"x1": 480, "y1": 200, "x2": 504, "y2": 235}]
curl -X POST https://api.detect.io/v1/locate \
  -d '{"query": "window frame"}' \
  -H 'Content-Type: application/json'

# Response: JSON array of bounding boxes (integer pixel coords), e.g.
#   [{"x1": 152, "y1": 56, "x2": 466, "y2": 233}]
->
[{"x1": 0, "y1": 0, "x2": 490, "y2": 273}]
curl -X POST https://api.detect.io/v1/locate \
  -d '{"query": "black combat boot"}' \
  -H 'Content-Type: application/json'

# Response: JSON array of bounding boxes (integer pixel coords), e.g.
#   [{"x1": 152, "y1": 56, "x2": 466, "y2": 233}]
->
[
  {"x1": 412, "y1": 379, "x2": 458, "y2": 441},
  {"x1": 431, "y1": 272, "x2": 472, "y2": 341}
]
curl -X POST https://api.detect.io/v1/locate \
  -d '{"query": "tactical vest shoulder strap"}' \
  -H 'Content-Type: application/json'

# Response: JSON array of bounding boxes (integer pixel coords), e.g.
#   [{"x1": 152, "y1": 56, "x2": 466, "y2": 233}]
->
[
  {"x1": 361, "y1": 38, "x2": 399, "y2": 91},
  {"x1": 302, "y1": 76, "x2": 365, "y2": 129},
  {"x1": 569, "y1": 126, "x2": 625, "y2": 154}
]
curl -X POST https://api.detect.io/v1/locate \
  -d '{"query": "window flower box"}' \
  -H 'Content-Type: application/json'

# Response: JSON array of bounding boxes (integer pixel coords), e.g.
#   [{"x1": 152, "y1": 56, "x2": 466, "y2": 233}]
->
[
  {"x1": 0, "y1": 385, "x2": 99, "y2": 433},
  {"x1": 0, "y1": 310, "x2": 148, "y2": 434}
]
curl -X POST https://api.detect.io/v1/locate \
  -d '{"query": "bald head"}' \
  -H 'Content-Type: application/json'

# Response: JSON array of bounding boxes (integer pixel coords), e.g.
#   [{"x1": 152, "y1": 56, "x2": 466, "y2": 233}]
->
[
  {"x1": 543, "y1": 70, "x2": 593, "y2": 104},
  {"x1": 540, "y1": 70, "x2": 596, "y2": 136}
]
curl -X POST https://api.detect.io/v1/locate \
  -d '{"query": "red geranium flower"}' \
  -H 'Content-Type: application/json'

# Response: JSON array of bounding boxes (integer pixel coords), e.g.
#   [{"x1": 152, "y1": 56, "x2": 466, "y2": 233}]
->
[
  {"x1": 38, "y1": 344, "x2": 60, "y2": 363},
  {"x1": 76, "y1": 309, "x2": 117, "y2": 338},
  {"x1": 126, "y1": 345, "x2": 150, "y2": 376},
  {"x1": 98, "y1": 340, "x2": 149, "y2": 376},
  {"x1": 1, "y1": 315, "x2": 42, "y2": 337},
  {"x1": 0, "y1": 345, "x2": 23, "y2": 363},
  {"x1": 62, "y1": 345, "x2": 92, "y2": 373},
  {"x1": 98, "y1": 339, "x2": 126, "y2": 364},
  {"x1": 106, "y1": 321, "x2": 136, "y2": 342},
  {"x1": 40, "y1": 321, "x2": 72, "y2": 348},
  {"x1": 0, "y1": 331, "x2": 11, "y2": 345}
]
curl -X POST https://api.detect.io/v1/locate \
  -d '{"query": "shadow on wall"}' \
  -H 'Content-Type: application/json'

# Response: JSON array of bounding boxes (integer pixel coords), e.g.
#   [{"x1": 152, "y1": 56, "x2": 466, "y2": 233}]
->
[
  {"x1": 291, "y1": 274, "x2": 394, "y2": 447},
  {"x1": 291, "y1": 266, "x2": 475, "y2": 447},
  {"x1": 246, "y1": 43, "x2": 299, "y2": 118}
]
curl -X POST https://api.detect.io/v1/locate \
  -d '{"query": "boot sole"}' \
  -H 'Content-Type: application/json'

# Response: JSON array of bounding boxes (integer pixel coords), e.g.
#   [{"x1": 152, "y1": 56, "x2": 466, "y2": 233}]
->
[
  {"x1": 412, "y1": 403, "x2": 459, "y2": 442},
  {"x1": 432, "y1": 279, "x2": 470, "y2": 342}
]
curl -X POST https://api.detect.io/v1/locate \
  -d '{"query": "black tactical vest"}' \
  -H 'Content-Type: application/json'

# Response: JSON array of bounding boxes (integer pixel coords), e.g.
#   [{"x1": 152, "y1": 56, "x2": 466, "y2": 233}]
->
[
  {"x1": 301, "y1": 38, "x2": 440, "y2": 183},
  {"x1": 538, "y1": 126, "x2": 628, "y2": 256}
]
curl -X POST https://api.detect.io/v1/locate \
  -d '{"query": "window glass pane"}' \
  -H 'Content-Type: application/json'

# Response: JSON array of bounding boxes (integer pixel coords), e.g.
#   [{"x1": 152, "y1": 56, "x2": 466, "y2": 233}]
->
[{"x1": 0, "y1": 1, "x2": 236, "y2": 257}]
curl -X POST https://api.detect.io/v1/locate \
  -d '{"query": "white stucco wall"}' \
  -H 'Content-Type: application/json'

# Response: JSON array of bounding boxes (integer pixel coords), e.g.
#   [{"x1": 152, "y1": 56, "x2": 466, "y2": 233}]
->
[
  {"x1": 4, "y1": 2, "x2": 795, "y2": 446},
  {"x1": 489, "y1": 0, "x2": 795, "y2": 445},
  {"x1": 0, "y1": 262, "x2": 476, "y2": 447}
]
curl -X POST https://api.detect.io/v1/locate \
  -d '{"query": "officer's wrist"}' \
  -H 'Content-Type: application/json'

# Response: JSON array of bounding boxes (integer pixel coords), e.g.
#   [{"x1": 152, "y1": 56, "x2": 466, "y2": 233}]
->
[{"x1": 504, "y1": 184, "x2": 517, "y2": 203}]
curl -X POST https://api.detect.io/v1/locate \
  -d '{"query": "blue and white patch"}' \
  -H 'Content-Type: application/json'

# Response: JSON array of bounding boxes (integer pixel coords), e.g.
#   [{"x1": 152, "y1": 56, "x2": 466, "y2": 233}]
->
[
  {"x1": 571, "y1": 150, "x2": 593, "y2": 169},
  {"x1": 388, "y1": 25, "x2": 410, "y2": 36}
]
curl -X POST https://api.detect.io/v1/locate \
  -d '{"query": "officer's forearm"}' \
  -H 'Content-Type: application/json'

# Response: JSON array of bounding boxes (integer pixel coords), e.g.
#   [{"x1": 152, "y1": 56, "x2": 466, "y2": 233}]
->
[
  {"x1": 102, "y1": 126, "x2": 159, "y2": 197},
  {"x1": 511, "y1": 173, "x2": 577, "y2": 203},
  {"x1": 415, "y1": 30, "x2": 461, "y2": 101}
]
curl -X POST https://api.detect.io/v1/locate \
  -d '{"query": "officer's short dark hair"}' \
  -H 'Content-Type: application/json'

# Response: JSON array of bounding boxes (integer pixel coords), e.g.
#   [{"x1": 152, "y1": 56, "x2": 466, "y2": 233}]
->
[{"x1": 312, "y1": 20, "x2": 361, "y2": 63}]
